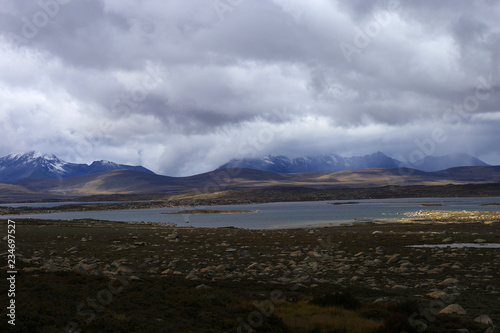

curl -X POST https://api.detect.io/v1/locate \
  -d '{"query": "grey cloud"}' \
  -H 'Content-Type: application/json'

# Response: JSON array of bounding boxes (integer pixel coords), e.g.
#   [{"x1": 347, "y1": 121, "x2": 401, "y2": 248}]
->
[{"x1": 1, "y1": 0, "x2": 500, "y2": 176}]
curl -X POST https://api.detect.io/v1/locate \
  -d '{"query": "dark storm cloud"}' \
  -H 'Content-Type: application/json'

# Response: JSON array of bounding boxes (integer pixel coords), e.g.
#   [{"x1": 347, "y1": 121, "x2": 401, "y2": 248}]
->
[{"x1": 0, "y1": 0, "x2": 499, "y2": 176}]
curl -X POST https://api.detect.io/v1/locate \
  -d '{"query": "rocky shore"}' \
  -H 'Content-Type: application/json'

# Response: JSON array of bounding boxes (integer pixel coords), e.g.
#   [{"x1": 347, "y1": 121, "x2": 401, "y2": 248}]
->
[{"x1": 1, "y1": 218, "x2": 499, "y2": 332}]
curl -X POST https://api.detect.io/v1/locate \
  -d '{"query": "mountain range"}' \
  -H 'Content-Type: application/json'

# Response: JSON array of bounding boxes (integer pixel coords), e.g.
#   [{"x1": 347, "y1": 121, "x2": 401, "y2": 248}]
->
[
  {"x1": 0, "y1": 151, "x2": 497, "y2": 202},
  {"x1": 218, "y1": 152, "x2": 489, "y2": 173},
  {"x1": 0, "y1": 151, "x2": 154, "y2": 182},
  {"x1": 0, "y1": 151, "x2": 491, "y2": 184},
  {"x1": 2, "y1": 165, "x2": 500, "y2": 202}
]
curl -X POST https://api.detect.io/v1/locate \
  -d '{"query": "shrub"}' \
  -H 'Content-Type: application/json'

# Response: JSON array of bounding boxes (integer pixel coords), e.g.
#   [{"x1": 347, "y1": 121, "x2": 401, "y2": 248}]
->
[
  {"x1": 385, "y1": 299, "x2": 420, "y2": 315},
  {"x1": 309, "y1": 292, "x2": 361, "y2": 310},
  {"x1": 378, "y1": 313, "x2": 417, "y2": 333}
]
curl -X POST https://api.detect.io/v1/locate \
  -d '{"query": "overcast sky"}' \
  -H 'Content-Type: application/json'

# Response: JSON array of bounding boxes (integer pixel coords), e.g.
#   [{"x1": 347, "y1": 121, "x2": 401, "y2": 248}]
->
[{"x1": 1, "y1": 0, "x2": 499, "y2": 176}]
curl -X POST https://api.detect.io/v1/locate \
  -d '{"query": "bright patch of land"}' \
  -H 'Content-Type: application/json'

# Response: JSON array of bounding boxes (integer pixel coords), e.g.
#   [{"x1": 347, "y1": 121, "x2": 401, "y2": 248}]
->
[
  {"x1": 405, "y1": 210, "x2": 500, "y2": 222},
  {"x1": 163, "y1": 209, "x2": 258, "y2": 214}
]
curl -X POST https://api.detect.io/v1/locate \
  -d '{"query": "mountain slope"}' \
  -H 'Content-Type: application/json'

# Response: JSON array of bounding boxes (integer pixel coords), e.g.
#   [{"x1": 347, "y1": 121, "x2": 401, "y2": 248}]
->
[
  {"x1": 412, "y1": 153, "x2": 490, "y2": 172},
  {"x1": 11, "y1": 168, "x2": 293, "y2": 196},
  {"x1": 7, "y1": 166, "x2": 500, "y2": 199},
  {"x1": 219, "y1": 152, "x2": 404, "y2": 173},
  {"x1": 219, "y1": 152, "x2": 490, "y2": 173},
  {"x1": 0, "y1": 151, "x2": 155, "y2": 182}
]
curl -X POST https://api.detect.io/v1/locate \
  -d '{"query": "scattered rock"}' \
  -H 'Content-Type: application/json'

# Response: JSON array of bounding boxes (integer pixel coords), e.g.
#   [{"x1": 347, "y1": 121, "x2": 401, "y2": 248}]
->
[
  {"x1": 474, "y1": 314, "x2": 493, "y2": 326},
  {"x1": 386, "y1": 254, "x2": 401, "y2": 264},
  {"x1": 442, "y1": 237, "x2": 454, "y2": 243},
  {"x1": 373, "y1": 297, "x2": 396, "y2": 305},
  {"x1": 439, "y1": 278, "x2": 459, "y2": 286},
  {"x1": 128, "y1": 275, "x2": 141, "y2": 281},
  {"x1": 116, "y1": 266, "x2": 133, "y2": 274},
  {"x1": 247, "y1": 262, "x2": 263, "y2": 270},
  {"x1": 81, "y1": 263, "x2": 97, "y2": 274},
  {"x1": 484, "y1": 327, "x2": 500, "y2": 333},
  {"x1": 186, "y1": 271, "x2": 200, "y2": 280},
  {"x1": 307, "y1": 251, "x2": 322, "y2": 258},
  {"x1": 72, "y1": 265, "x2": 89, "y2": 275},
  {"x1": 474, "y1": 239, "x2": 487, "y2": 243},
  {"x1": 350, "y1": 275, "x2": 363, "y2": 282},
  {"x1": 196, "y1": 284, "x2": 211, "y2": 289},
  {"x1": 392, "y1": 285, "x2": 408, "y2": 291},
  {"x1": 426, "y1": 290, "x2": 456, "y2": 303},
  {"x1": 23, "y1": 267, "x2": 39, "y2": 272},
  {"x1": 439, "y1": 304, "x2": 467, "y2": 315},
  {"x1": 66, "y1": 246, "x2": 80, "y2": 253}
]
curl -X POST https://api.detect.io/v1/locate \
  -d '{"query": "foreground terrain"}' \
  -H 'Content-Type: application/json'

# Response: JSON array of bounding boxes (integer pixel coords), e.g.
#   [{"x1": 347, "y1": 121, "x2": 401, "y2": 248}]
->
[{"x1": 1, "y1": 217, "x2": 499, "y2": 332}]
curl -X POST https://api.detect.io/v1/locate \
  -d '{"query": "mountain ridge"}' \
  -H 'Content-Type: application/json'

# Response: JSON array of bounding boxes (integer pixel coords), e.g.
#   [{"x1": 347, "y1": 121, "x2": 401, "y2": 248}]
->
[
  {"x1": 0, "y1": 151, "x2": 155, "y2": 182},
  {"x1": 218, "y1": 152, "x2": 490, "y2": 173},
  {"x1": 3, "y1": 165, "x2": 500, "y2": 201}
]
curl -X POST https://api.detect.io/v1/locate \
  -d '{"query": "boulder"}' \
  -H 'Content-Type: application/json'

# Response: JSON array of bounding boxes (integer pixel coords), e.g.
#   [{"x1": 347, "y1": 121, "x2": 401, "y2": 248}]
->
[
  {"x1": 247, "y1": 262, "x2": 263, "y2": 270},
  {"x1": 439, "y1": 277, "x2": 459, "y2": 285},
  {"x1": 128, "y1": 275, "x2": 141, "y2": 281},
  {"x1": 196, "y1": 284, "x2": 211, "y2": 289},
  {"x1": 439, "y1": 304, "x2": 467, "y2": 315},
  {"x1": 392, "y1": 285, "x2": 408, "y2": 291},
  {"x1": 373, "y1": 297, "x2": 396, "y2": 305},
  {"x1": 386, "y1": 254, "x2": 401, "y2": 264},
  {"x1": 72, "y1": 265, "x2": 89, "y2": 275},
  {"x1": 116, "y1": 266, "x2": 133, "y2": 274},
  {"x1": 474, "y1": 314, "x2": 493, "y2": 326},
  {"x1": 426, "y1": 290, "x2": 456, "y2": 303}
]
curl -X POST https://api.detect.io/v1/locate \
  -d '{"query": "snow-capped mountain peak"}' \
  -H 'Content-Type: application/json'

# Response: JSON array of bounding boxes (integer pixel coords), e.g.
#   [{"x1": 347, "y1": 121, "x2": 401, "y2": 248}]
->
[
  {"x1": 0, "y1": 152, "x2": 155, "y2": 182},
  {"x1": 218, "y1": 152, "x2": 490, "y2": 173}
]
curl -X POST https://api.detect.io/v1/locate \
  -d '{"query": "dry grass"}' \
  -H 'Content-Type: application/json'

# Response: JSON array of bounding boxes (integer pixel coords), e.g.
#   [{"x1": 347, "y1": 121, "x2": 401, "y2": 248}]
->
[{"x1": 274, "y1": 301, "x2": 382, "y2": 333}]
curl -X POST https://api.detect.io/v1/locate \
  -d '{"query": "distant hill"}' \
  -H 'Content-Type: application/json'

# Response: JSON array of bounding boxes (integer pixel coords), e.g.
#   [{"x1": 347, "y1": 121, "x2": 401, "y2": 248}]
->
[
  {"x1": 4, "y1": 166, "x2": 500, "y2": 200},
  {"x1": 0, "y1": 151, "x2": 497, "y2": 202},
  {"x1": 219, "y1": 152, "x2": 404, "y2": 173},
  {"x1": 411, "y1": 153, "x2": 490, "y2": 172},
  {"x1": 218, "y1": 152, "x2": 490, "y2": 173},
  {"x1": 0, "y1": 151, "x2": 155, "y2": 182}
]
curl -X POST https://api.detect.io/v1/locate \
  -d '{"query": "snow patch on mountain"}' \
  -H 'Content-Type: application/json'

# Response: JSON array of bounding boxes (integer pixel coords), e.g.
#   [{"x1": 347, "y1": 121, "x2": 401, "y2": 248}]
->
[
  {"x1": 218, "y1": 152, "x2": 490, "y2": 174},
  {"x1": 0, "y1": 151, "x2": 155, "y2": 182}
]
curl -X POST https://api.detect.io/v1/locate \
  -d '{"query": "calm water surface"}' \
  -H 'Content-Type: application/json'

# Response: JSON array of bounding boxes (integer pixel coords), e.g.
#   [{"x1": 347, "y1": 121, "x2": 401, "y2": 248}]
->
[{"x1": 2, "y1": 197, "x2": 500, "y2": 229}]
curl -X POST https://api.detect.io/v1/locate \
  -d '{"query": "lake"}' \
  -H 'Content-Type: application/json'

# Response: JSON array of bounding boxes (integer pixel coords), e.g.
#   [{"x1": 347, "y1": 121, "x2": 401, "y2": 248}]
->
[{"x1": 2, "y1": 197, "x2": 500, "y2": 229}]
